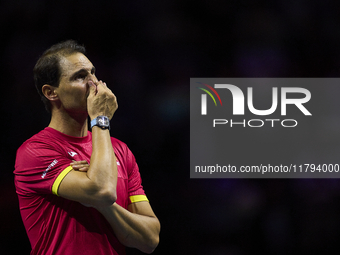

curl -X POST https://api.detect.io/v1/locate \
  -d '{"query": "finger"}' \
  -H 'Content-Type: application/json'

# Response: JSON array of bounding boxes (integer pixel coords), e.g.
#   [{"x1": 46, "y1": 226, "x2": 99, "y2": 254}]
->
[
  {"x1": 96, "y1": 80, "x2": 110, "y2": 89},
  {"x1": 70, "y1": 161, "x2": 89, "y2": 170},
  {"x1": 78, "y1": 167, "x2": 89, "y2": 172},
  {"x1": 71, "y1": 165, "x2": 81, "y2": 170},
  {"x1": 88, "y1": 80, "x2": 98, "y2": 95},
  {"x1": 71, "y1": 163, "x2": 82, "y2": 169},
  {"x1": 95, "y1": 80, "x2": 104, "y2": 86},
  {"x1": 70, "y1": 160, "x2": 88, "y2": 165},
  {"x1": 72, "y1": 165, "x2": 89, "y2": 171},
  {"x1": 93, "y1": 80, "x2": 105, "y2": 93}
]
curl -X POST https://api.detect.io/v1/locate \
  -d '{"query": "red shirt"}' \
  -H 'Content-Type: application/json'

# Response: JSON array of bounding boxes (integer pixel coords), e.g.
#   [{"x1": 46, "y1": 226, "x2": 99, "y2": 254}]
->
[{"x1": 14, "y1": 127, "x2": 148, "y2": 255}]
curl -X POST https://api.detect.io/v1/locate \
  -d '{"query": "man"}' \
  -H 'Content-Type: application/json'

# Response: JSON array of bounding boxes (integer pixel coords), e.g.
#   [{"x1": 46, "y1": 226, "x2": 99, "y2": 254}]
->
[{"x1": 14, "y1": 40, "x2": 160, "y2": 255}]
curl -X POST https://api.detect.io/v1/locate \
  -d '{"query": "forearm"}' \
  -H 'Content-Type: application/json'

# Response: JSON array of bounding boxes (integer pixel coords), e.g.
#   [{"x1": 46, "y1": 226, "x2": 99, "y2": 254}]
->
[
  {"x1": 97, "y1": 203, "x2": 160, "y2": 254},
  {"x1": 87, "y1": 127, "x2": 117, "y2": 203},
  {"x1": 57, "y1": 80, "x2": 119, "y2": 207}
]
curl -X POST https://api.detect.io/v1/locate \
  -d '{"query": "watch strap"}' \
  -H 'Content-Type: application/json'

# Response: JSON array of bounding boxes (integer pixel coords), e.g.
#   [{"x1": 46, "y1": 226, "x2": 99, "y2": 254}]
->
[{"x1": 90, "y1": 118, "x2": 97, "y2": 129}]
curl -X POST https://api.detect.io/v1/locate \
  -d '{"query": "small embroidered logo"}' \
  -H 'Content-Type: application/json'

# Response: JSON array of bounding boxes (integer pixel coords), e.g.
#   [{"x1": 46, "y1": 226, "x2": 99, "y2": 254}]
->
[{"x1": 68, "y1": 151, "x2": 78, "y2": 157}]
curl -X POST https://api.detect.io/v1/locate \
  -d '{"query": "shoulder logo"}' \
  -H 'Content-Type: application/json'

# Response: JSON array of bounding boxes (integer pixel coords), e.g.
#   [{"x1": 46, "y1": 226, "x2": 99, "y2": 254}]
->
[
  {"x1": 117, "y1": 161, "x2": 120, "y2": 166},
  {"x1": 41, "y1": 159, "x2": 58, "y2": 178},
  {"x1": 68, "y1": 151, "x2": 78, "y2": 157}
]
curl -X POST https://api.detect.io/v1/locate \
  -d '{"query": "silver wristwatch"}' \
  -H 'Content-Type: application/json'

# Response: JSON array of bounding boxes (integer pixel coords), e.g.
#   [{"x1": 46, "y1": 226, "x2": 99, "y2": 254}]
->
[{"x1": 90, "y1": 116, "x2": 110, "y2": 130}]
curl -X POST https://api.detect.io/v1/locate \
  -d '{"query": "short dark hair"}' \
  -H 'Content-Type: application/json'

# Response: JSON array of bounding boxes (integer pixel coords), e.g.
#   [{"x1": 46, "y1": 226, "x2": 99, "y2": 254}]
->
[{"x1": 33, "y1": 40, "x2": 86, "y2": 112}]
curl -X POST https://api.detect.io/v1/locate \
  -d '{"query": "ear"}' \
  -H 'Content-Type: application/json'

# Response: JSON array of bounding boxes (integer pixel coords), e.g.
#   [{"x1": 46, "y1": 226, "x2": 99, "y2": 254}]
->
[{"x1": 42, "y1": 84, "x2": 58, "y2": 102}]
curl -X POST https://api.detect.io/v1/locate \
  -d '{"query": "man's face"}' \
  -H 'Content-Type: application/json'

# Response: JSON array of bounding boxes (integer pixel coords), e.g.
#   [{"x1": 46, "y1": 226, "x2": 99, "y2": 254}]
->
[{"x1": 56, "y1": 52, "x2": 97, "y2": 116}]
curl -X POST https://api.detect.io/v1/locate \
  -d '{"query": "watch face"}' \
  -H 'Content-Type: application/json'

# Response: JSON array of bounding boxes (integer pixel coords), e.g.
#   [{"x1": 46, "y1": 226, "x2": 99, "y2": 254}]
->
[
  {"x1": 91, "y1": 116, "x2": 110, "y2": 130},
  {"x1": 98, "y1": 116, "x2": 109, "y2": 126}
]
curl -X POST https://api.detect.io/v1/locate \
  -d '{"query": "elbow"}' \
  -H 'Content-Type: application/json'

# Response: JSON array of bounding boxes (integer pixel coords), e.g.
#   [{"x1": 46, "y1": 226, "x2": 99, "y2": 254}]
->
[
  {"x1": 78, "y1": 176, "x2": 117, "y2": 207},
  {"x1": 89, "y1": 185, "x2": 116, "y2": 207},
  {"x1": 144, "y1": 235, "x2": 159, "y2": 254},
  {"x1": 99, "y1": 189, "x2": 117, "y2": 206},
  {"x1": 142, "y1": 222, "x2": 160, "y2": 254}
]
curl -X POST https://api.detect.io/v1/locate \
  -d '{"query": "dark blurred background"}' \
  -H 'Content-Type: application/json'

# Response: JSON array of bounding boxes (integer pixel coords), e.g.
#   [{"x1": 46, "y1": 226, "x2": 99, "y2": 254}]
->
[{"x1": 2, "y1": 0, "x2": 340, "y2": 254}]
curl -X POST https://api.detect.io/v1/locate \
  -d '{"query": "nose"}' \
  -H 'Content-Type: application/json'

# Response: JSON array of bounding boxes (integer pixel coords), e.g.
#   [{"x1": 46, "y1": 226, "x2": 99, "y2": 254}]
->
[{"x1": 87, "y1": 74, "x2": 98, "y2": 84}]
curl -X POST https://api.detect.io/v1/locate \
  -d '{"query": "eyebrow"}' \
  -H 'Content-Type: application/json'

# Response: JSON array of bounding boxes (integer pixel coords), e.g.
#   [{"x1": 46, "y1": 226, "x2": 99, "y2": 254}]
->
[{"x1": 69, "y1": 66, "x2": 96, "y2": 81}]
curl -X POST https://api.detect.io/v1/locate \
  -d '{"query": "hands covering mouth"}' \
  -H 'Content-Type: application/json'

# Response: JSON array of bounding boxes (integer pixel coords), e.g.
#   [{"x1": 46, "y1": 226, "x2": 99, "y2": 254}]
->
[{"x1": 87, "y1": 79, "x2": 117, "y2": 120}]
